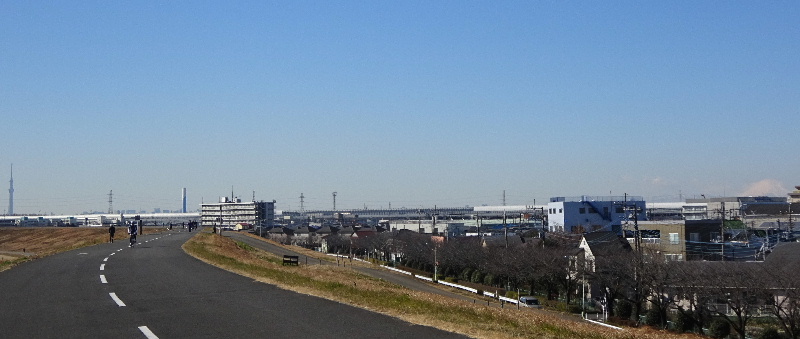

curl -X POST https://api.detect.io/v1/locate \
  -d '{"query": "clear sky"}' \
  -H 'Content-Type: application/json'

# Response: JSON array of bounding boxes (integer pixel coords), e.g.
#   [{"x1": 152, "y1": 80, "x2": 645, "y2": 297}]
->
[{"x1": 1, "y1": 1, "x2": 798, "y2": 214}]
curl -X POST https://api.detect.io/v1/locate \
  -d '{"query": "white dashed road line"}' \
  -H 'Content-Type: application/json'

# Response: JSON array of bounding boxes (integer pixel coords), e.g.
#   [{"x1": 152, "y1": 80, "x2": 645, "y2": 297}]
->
[
  {"x1": 109, "y1": 293, "x2": 126, "y2": 307},
  {"x1": 138, "y1": 326, "x2": 160, "y2": 339},
  {"x1": 100, "y1": 236, "x2": 167, "y2": 338}
]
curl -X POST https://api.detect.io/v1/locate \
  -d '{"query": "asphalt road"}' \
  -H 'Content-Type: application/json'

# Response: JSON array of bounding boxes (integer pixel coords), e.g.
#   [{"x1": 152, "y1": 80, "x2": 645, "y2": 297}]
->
[{"x1": 0, "y1": 229, "x2": 468, "y2": 339}]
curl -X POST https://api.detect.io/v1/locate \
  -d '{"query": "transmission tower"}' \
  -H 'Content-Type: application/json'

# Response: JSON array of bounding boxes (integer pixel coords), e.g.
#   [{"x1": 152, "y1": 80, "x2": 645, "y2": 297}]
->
[
  {"x1": 7, "y1": 164, "x2": 14, "y2": 215},
  {"x1": 108, "y1": 190, "x2": 113, "y2": 214},
  {"x1": 299, "y1": 193, "x2": 305, "y2": 214}
]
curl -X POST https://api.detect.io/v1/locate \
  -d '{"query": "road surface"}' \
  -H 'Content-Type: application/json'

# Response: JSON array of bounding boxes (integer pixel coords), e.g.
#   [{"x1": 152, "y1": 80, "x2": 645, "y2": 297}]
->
[{"x1": 0, "y1": 229, "x2": 468, "y2": 339}]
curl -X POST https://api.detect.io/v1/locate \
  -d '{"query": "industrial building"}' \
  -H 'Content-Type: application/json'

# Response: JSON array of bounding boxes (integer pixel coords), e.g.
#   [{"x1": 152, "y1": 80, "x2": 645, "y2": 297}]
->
[{"x1": 546, "y1": 195, "x2": 647, "y2": 234}]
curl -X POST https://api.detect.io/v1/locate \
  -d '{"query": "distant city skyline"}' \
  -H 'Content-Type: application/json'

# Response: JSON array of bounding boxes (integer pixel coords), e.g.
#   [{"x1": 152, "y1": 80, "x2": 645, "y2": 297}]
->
[{"x1": 2, "y1": 2, "x2": 797, "y2": 215}]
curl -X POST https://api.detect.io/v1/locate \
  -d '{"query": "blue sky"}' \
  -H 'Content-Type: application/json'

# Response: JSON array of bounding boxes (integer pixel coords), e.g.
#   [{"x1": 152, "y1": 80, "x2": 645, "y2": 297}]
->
[{"x1": 1, "y1": 1, "x2": 798, "y2": 214}]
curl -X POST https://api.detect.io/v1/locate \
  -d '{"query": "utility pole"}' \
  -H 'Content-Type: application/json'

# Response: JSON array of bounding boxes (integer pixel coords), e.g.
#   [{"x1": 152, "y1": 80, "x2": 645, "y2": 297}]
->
[
  {"x1": 503, "y1": 210, "x2": 508, "y2": 248},
  {"x1": 617, "y1": 193, "x2": 641, "y2": 252},
  {"x1": 720, "y1": 201, "x2": 725, "y2": 261},
  {"x1": 503, "y1": 190, "x2": 506, "y2": 206}
]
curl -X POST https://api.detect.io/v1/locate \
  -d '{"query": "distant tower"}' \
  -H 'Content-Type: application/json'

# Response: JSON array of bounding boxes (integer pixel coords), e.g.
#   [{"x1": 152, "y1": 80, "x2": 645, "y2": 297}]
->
[
  {"x1": 182, "y1": 188, "x2": 187, "y2": 213},
  {"x1": 108, "y1": 190, "x2": 113, "y2": 214},
  {"x1": 7, "y1": 164, "x2": 14, "y2": 215},
  {"x1": 332, "y1": 192, "x2": 337, "y2": 211},
  {"x1": 300, "y1": 193, "x2": 305, "y2": 214}
]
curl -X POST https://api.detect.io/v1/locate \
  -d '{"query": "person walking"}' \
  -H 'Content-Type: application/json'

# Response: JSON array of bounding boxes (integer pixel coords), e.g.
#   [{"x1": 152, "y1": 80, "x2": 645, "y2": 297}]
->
[
  {"x1": 128, "y1": 222, "x2": 138, "y2": 247},
  {"x1": 108, "y1": 224, "x2": 116, "y2": 243}
]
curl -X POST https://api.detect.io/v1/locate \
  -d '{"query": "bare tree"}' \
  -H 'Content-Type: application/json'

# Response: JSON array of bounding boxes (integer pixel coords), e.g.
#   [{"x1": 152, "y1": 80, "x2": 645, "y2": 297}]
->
[
  {"x1": 671, "y1": 261, "x2": 713, "y2": 335},
  {"x1": 764, "y1": 265, "x2": 800, "y2": 339},
  {"x1": 538, "y1": 245, "x2": 581, "y2": 305},
  {"x1": 702, "y1": 262, "x2": 769, "y2": 339},
  {"x1": 638, "y1": 249, "x2": 680, "y2": 329}
]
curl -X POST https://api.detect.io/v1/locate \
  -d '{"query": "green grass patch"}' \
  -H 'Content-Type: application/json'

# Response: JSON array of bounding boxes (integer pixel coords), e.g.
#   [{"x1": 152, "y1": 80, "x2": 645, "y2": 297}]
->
[
  {"x1": 235, "y1": 241, "x2": 255, "y2": 252},
  {"x1": 0, "y1": 257, "x2": 30, "y2": 271}
]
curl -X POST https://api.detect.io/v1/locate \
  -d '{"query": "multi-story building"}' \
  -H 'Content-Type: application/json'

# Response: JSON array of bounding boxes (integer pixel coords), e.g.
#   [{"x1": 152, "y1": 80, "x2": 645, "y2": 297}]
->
[
  {"x1": 630, "y1": 220, "x2": 760, "y2": 261},
  {"x1": 789, "y1": 185, "x2": 800, "y2": 203},
  {"x1": 546, "y1": 196, "x2": 647, "y2": 234},
  {"x1": 200, "y1": 197, "x2": 275, "y2": 229},
  {"x1": 646, "y1": 202, "x2": 708, "y2": 221}
]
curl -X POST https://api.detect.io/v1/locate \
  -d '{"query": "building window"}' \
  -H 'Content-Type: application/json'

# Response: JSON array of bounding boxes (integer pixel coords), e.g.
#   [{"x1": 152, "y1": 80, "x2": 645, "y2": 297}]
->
[
  {"x1": 669, "y1": 233, "x2": 680, "y2": 245},
  {"x1": 579, "y1": 208, "x2": 586, "y2": 214},
  {"x1": 690, "y1": 233, "x2": 700, "y2": 243},
  {"x1": 559, "y1": 208, "x2": 563, "y2": 213},
  {"x1": 665, "y1": 254, "x2": 683, "y2": 261}
]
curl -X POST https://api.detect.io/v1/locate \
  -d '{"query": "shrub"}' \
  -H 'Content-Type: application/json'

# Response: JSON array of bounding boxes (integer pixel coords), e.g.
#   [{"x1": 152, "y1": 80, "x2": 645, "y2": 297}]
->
[
  {"x1": 505, "y1": 291, "x2": 519, "y2": 299},
  {"x1": 470, "y1": 270, "x2": 484, "y2": 284},
  {"x1": 759, "y1": 328, "x2": 782, "y2": 339},
  {"x1": 708, "y1": 319, "x2": 730, "y2": 339},
  {"x1": 615, "y1": 300, "x2": 633, "y2": 319},
  {"x1": 460, "y1": 268, "x2": 473, "y2": 281},
  {"x1": 444, "y1": 266, "x2": 456, "y2": 277},
  {"x1": 444, "y1": 277, "x2": 458, "y2": 283},
  {"x1": 644, "y1": 308, "x2": 662, "y2": 327},
  {"x1": 483, "y1": 273, "x2": 497, "y2": 286},
  {"x1": 672, "y1": 311, "x2": 694, "y2": 333},
  {"x1": 568, "y1": 304, "x2": 583, "y2": 314}
]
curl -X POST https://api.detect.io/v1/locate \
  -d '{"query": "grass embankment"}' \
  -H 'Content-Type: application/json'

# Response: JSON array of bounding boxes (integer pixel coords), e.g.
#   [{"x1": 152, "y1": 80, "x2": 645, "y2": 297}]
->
[
  {"x1": 184, "y1": 232, "x2": 703, "y2": 339},
  {"x1": 0, "y1": 227, "x2": 110, "y2": 271},
  {"x1": 0, "y1": 226, "x2": 164, "y2": 272}
]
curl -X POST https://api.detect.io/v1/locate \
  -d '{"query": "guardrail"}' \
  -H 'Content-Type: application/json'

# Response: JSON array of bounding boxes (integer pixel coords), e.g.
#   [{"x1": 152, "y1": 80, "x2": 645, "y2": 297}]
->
[
  {"x1": 498, "y1": 295, "x2": 518, "y2": 304},
  {"x1": 326, "y1": 254, "x2": 369, "y2": 263},
  {"x1": 355, "y1": 262, "x2": 622, "y2": 330}
]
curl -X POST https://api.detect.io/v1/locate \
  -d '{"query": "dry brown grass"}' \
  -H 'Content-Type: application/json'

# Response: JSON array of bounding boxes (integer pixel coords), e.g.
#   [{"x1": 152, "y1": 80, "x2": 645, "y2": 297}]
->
[
  {"x1": 185, "y1": 232, "x2": 709, "y2": 339},
  {"x1": 0, "y1": 226, "x2": 165, "y2": 271}
]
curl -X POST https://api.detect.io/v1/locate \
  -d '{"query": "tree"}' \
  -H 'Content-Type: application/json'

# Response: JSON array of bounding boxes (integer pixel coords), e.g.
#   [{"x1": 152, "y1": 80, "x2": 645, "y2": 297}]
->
[
  {"x1": 765, "y1": 265, "x2": 800, "y2": 339},
  {"x1": 638, "y1": 249, "x2": 679, "y2": 329},
  {"x1": 671, "y1": 262, "x2": 713, "y2": 335},
  {"x1": 538, "y1": 245, "x2": 581, "y2": 305},
  {"x1": 702, "y1": 262, "x2": 769, "y2": 339}
]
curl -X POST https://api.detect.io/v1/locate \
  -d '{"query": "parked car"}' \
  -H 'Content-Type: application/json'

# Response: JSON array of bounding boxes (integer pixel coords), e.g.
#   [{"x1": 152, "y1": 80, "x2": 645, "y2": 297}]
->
[{"x1": 519, "y1": 296, "x2": 542, "y2": 308}]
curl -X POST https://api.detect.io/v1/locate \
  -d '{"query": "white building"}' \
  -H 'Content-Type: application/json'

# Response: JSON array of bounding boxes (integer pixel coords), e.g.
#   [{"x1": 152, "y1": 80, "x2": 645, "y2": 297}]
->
[
  {"x1": 200, "y1": 197, "x2": 275, "y2": 229},
  {"x1": 547, "y1": 196, "x2": 647, "y2": 234}
]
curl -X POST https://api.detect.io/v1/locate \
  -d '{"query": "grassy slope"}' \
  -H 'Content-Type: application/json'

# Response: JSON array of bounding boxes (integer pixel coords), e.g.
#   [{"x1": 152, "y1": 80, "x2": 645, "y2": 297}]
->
[
  {"x1": 0, "y1": 226, "x2": 162, "y2": 272},
  {"x1": 184, "y1": 232, "x2": 706, "y2": 339},
  {"x1": 0, "y1": 227, "x2": 706, "y2": 339}
]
